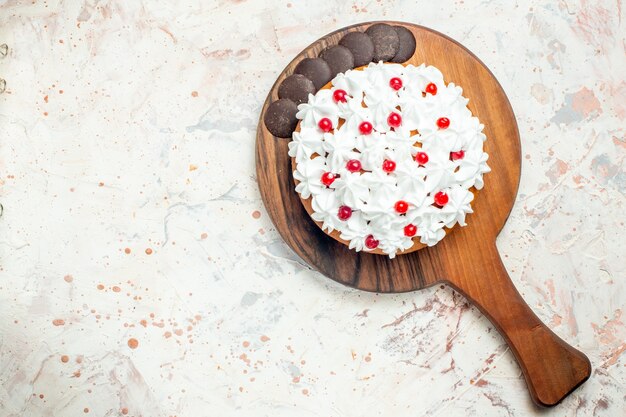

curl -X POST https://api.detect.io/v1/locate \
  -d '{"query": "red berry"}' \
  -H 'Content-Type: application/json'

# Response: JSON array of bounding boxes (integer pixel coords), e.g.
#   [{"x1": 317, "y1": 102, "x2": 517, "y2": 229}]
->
[
  {"x1": 365, "y1": 235, "x2": 379, "y2": 249},
  {"x1": 394, "y1": 200, "x2": 409, "y2": 214},
  {"x1": 404, "y1": 224, "x2": 417, "y2": 237},
  {"x1": 434, "y1": 191, "x2": 449, "y2": 207},
  {"x1": 382, "y1": 159, "x2": 396, "y2": 173},
  {"x1": 318, "y1": 117, "x2": 333, "y2": 132},
  {"x1": 415, "y1": 151, "x2": 429, "y2": 165},
  {"x1": 320, "y1": 172, "x2": 336, "y2": 186},
  {"x1": 346, "y1": 159, "x2": 362, "y2": 172},
  {"x1": 450, "y1": 150, "x2": 465, "y2": 161},
  {"x1": 436, "y1": 117, "x2": 450, "y2": 129},
  {"x1": 387, "y1": 112, "x2": 402, "y2": 128},
  {"x1": 337, "y1": 205, "x2": 352, "y2": 221},
  {"x1": 425, "y1": 83, "x2": 437, "y2": 95},
  {"x1": 389, "y1": 77, "x2": 403, "y2": 90},
  {"x1": 333, "y1": 89, "x2": 347, "y2": 103},
  {"x1": 359, "y1": 121, "x2": 373, "y2": 135}
]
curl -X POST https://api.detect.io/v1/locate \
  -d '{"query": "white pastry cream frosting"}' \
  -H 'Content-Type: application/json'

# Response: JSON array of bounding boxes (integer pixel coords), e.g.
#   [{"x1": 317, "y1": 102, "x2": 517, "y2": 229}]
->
[{"x1": 289, "y1": 62, "x2": 490, "y2": 258}]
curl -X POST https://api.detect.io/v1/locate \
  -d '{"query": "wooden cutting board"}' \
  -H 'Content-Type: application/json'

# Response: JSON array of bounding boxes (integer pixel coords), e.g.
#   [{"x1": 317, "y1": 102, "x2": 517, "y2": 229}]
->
[{"x1": 256, "y1": 22, "x2": 590, "y2": 407}]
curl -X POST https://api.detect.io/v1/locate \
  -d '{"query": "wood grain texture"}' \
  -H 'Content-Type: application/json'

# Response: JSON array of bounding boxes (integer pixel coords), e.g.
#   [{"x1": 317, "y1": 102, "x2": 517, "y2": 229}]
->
[{"x1": 256, "y1": 22, "x2": 590, "y2": 407}]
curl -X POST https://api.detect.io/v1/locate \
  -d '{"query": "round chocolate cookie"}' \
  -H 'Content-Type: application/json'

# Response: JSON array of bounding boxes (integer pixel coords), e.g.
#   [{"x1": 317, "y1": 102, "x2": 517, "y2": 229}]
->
[
  {"x1": 319, "y1": 45, "x2": 354, "y2": 78},
  {"x1": 338, "y1": 31, "x2": 375, "y2": 67},
  {"x1": 278, "y1": 74, "x2": 315, "y2": 105},
  {"x1": 264, "y1": 99, "x2": 298, "y2": 138},
  {"x1": 365, "y1": 23, "x2": 400, "y2": 62},
  {"x1": 390, "y1": 26, "x2": 417, "y2": 63},
  {"x1": 294, "y1": 58, "x2": 332, "y2": 90}
]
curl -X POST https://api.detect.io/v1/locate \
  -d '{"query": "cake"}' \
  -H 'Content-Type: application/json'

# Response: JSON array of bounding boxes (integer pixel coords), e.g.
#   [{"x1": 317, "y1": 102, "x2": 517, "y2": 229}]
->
[
  {"x1": 263, "y1": 23, "x2": 490, "y2": 258},
  {"x1": 288, "y1": 62, "x2": 490, "y2": 258}
]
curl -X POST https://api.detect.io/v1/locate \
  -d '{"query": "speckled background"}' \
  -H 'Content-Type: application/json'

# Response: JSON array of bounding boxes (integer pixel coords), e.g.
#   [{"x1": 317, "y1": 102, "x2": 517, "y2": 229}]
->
[{"x1": 0, "y1": 1, "x2": 624, "y2": 416}]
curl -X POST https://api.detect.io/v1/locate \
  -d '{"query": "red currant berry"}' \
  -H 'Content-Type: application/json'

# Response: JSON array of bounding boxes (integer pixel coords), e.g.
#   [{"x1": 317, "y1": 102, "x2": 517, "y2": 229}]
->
[
  {"x1": 359, "y1": 121, "x2": 373, "y2": 135},
  {"x1": 415, "y1": 152, "x2": 429, "y2": 165},
  {"x1": 387, "y1": 112, "x2": 402, "y2": 128},
  {"x1": 337, "y1": 205, "x2": 352, "y2": 221},
  {"x1": 450, "y1": 150, "x2": 465, "y2": 161},
  {"x1": 404, "y1": 224, "x2": 417, "y2": 237},
  {"x1": 333, "y1": 89, "x2": 347, "y2": 103},
  {"x1": 389, "y1": 77, "x2": 403, "y2": 90},
  {"x1": 434, "y1": 191, "x2": 449, "y2": 207},
  {"x1": 320, "y1": 172, "x2": 336, "y2": 186},
  {"x1": 382, "y1": 159, "x2": 396, "y2": 173},
  {"x1": 346, "y1": 159, "x2": 362, "y2": 173},
  {"x1": 318, "y1": 117, "x2": 333, "y2": 132},
  {"x1": 436, "y1": 117, "x2": 450, "y2": 129},
  {"x1": 365, "y1": 235, "x2": 379, "y2": 249},
  {"x1": 425, "y1": 83, "x2": 437, "y2": 95},
  {"x1": 394, "y1": 200, "x2": 409, "y2": 214}
]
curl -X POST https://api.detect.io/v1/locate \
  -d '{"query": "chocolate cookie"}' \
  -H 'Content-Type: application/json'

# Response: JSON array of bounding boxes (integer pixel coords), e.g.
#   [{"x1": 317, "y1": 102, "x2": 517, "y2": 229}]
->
[
  {"x1": 278, "y1": 74, "x2": 315, "y2": 105},
  {"x1": 338, "y1": 31, "x2": 375, "y2": 67},
  {"x1": 294, "y1": 58, "x2": 332, "y2": 90},
  {"x1": 365, "y1": 23, "x2": 400, "y2": 62},
  {"x1": 390, "y1": 26, "x2": 416, "y2": 63},
  {"x1": 264, "y1": 99, "x2": 298, "y2": 138},
  {"x1": 319, "y1": 45, "x2": 354, "y2": 78}
]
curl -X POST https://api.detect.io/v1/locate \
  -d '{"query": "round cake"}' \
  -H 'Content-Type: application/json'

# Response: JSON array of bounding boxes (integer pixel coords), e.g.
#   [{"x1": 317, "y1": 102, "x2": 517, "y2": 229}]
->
[{"x1": 288, "y1": 61, "x2": 491, "y2": 258}]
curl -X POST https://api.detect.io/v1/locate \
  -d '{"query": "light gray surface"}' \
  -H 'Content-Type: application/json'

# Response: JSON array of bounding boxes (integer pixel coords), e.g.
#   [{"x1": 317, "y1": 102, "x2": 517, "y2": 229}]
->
[{"x1": 0, "y1": 1, "x2": 624, "y2": 416}]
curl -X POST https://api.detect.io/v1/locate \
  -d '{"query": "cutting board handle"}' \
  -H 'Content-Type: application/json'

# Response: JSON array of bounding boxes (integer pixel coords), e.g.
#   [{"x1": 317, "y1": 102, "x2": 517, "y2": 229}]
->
[{"x1": 446, "y1": 242, "x2": 591, "y2": 407}]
